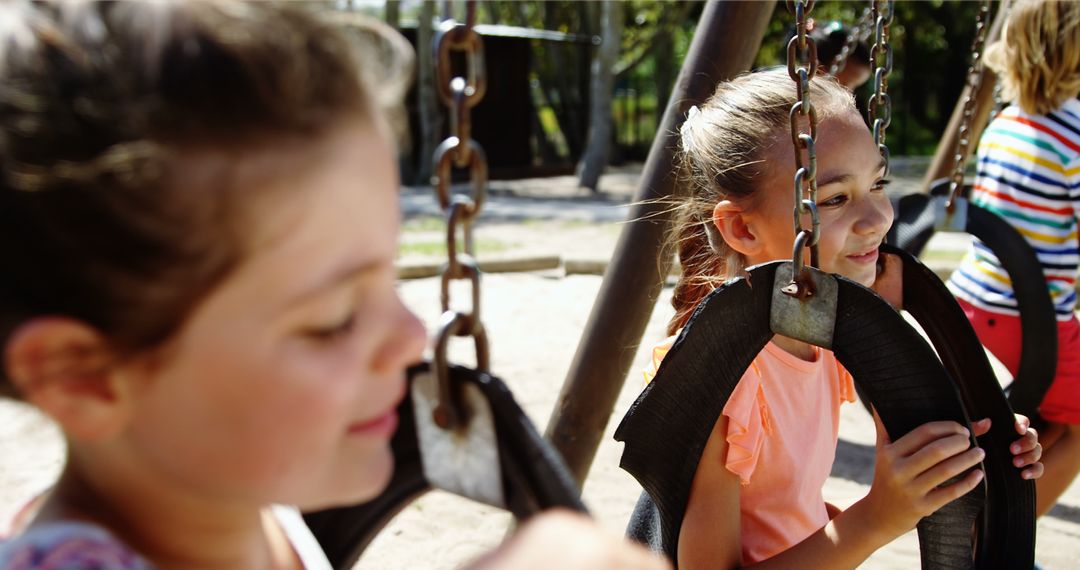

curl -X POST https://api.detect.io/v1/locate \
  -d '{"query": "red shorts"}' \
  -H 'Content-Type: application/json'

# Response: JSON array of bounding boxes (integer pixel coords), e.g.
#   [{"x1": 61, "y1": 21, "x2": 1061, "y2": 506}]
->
[{"x1": 956, "y1": 298, "x2": 1080, "y2": 425}]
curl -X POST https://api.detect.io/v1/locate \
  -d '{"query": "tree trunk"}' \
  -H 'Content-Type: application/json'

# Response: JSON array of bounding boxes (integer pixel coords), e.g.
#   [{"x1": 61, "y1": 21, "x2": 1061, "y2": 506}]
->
[
  {"x1": 415, "y1": 1, "x2": 441, "y2": 185},
  {"x1": 384, "y1": 0, "x2": 400, "y2": 28},
  {"x1": 577, "y1": 0, "x2": 622, "y2": 192}
]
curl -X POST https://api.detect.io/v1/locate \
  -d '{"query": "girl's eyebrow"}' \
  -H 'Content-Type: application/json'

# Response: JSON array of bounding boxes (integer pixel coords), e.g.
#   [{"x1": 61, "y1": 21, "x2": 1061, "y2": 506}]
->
[
  {"x1": 286, "y1": 259, "x2": 385, "y2": 307},
  {"x1": 817, "y1": 157, "x2": 888, "y2": 188}
]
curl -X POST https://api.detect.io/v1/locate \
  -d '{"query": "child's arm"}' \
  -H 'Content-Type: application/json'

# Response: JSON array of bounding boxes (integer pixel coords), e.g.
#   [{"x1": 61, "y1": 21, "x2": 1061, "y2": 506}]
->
[
  {"x1": 677, "y1": 414, "x2": 743, "y2": 568},
  {"x1": 679, "y1": 414, "x2": 985, "y2": 569},
  {"x1": 469, "y1": 510, "x2": 670, "y2": 570},
  {"x1": 764, "y1": 417, "x2": 984, "y2": 569}
]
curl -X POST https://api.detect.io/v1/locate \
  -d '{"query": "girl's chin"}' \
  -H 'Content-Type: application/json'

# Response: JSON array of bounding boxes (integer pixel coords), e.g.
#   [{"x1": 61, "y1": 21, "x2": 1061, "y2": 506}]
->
[
  {"x1": 831, "y1": 265, "x2": 877, "y2": 288},
  {"x1": 293, "y1": 446, "x2": 395, "y2": 510}
]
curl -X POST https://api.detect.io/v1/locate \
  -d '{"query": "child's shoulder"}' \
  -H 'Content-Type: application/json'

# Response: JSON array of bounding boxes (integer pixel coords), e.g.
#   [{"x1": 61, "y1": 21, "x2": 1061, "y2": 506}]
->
[{"x1": 0, "y1": 521, "x2": 152, "y2": 570}]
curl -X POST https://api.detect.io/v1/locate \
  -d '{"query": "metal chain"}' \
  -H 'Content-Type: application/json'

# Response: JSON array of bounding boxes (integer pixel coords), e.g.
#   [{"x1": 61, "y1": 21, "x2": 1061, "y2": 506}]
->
[
  {"x1": 946, "y1": 0, "x2": 993, "y2": 210},
  {"x1": 782, "y1": 0, "x2": 820, "y2": 298},
  {"x1": 829, "y1": 6, "x2": 875, "y2": 76},
  {"x1": 431, "y1": 0, "x2": 490, "y2": 430},
  {"x1": 867, "y1": 0, "x2": 894, "y2": 179}
]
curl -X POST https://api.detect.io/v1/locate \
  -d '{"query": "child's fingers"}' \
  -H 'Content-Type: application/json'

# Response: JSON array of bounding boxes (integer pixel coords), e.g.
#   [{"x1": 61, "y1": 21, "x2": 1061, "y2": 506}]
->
[
  {"x1": 923, "y1": 468, "x2": 984, "y2": 511},
  {"x1": 896, "y1": 432, "x2": 974, "y2": 478},
  {"x1": 1012, "y1": 448, "x2": 1042, "y2": 469},
  {"x1": 1010, "y1": 430, "x2": 1040, "y2": 455},
  {"x1": 971, "y1": 418, "x2": 992, "y2": 437},
  {"x1": 910, "y1": 446, "x2": 985, "y2": 493},
  {"x1": 1021, "y1": 462, "x2": 1044, "y2": 481},
  {"x1": 1014, "y1": 414, "x2": 1030, "y2": 435},
  {"x1": 889, "y1": 421, "x2": 970, "y2": 457}
]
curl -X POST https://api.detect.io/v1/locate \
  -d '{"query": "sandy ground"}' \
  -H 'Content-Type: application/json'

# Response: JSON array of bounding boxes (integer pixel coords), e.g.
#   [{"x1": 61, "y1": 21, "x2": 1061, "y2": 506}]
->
[{"x1": 2, "y1": 162, "x2": 1078, "y2": 568}]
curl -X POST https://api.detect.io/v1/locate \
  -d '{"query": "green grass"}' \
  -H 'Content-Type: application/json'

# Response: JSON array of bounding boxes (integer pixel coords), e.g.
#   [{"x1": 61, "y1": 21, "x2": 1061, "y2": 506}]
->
[
  {"x1": 401, "y1": 215, "x2": 446, "y2": 232},
  {"x1": 519, "y1": 218, "x2": 595, "y2": 229},
  {"x1": 399, "y1": 238, "x2": 513, "y2": 258}
]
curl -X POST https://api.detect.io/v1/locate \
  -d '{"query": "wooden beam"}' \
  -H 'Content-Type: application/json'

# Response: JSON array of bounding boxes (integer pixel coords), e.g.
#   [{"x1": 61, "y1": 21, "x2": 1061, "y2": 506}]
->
[{"x1": 543, "y1": 0, "x2": 776, "y2": 487}]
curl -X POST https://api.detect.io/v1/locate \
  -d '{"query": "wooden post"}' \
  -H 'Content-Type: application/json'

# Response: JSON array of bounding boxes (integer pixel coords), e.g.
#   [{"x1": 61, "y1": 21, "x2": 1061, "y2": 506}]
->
[{"x1": 544, "y1": 0, "x2": 776, "y2": 487}]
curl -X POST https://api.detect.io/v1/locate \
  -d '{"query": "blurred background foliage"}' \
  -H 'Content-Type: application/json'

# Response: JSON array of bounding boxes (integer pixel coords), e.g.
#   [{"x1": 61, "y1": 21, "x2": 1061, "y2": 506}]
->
[{"x1": 349, "y1": 1, "x2": 994, "y2": 173}]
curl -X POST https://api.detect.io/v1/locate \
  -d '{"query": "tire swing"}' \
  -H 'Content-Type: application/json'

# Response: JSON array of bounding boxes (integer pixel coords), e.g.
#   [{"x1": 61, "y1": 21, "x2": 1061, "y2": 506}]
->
[
  {"x1": 304, "y1": 7, "x2": 585, "y2": 568},
  {"x1": 615, "y1": 2, "x2": 1035, "y2": 568},
  {"x1": 885, "y1": 0, "x2": 1056, "y2": 421}
]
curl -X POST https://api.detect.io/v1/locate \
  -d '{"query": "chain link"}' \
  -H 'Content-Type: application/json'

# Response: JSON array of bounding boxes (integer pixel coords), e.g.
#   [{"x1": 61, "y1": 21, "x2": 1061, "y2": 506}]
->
[
  {"x1": 946, "y1": 0, "x2": 992, "y2": 209},
  {"x1": 868, "y1": 0, "x2": 894, "y2": 181},
  {"x1": 431, "y1": 0, "x2": 490, "y2": 430},
  {"x1": 829, "y1": 6, "x2": 875, "y2": 76},
  {"x1": 784, "y1": 0, "x2": 820, "y2": 298}
]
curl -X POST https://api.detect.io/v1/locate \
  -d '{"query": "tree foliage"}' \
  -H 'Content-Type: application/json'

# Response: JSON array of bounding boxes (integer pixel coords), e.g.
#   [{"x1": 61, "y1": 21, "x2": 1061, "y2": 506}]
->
[{"x1": 377, "y1": 0, "x2": 1000, "y2": 176}]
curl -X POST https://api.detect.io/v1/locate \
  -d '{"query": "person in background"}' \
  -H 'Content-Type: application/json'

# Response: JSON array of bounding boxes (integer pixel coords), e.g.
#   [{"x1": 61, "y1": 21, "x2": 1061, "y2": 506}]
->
[{"x1": 947, "y1": 0, "x2": 1080, "y2": 519}]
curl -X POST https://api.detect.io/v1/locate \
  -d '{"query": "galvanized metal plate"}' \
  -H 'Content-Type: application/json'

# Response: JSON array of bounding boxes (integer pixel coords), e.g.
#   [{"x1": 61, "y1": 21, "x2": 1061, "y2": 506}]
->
[
  {"x1": 932, "y1": 194, "x2": 968, "y2": 233},
  {"x1": 411, "y1": 369, "x2": 505, "y2": 509},
  {"x1": 769, "y1": 262, "x2": 837, "y2": 348}
]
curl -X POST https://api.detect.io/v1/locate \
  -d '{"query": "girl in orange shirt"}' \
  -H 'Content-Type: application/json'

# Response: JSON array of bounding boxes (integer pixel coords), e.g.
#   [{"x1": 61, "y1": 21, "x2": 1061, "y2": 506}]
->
[{"x1": 656, "y1": 68, "x2": 1044, "y2": 568}]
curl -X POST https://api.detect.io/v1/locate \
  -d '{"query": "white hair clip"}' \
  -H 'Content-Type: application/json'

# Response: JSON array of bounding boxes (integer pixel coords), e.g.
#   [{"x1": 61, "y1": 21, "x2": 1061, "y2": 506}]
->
[{"x1": 680, "y1": 105, "x2": 700, "y2": 151}]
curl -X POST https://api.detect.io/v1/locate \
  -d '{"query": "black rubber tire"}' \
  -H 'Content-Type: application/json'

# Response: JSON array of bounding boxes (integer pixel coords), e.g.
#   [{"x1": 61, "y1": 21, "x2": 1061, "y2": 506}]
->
[
  {"x1": 614, "y1": 260, "x2": 1035, "y2": 569},
  {"x1": 304, "y1": 363, "x2": 587, "y2": 569},
  {"x1": 886, "y1": 181, "x2": 1057, "y2": 420},
  {"x1": 885, "y1": 244, "x2": 1037, "y2": 568}
]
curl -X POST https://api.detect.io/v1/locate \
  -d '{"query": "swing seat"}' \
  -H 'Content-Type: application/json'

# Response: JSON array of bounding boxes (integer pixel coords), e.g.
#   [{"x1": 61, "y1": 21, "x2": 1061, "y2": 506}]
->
[
  {"x1": 304, "y1": 362, "x2": 586, "y2": 569},
  {"x1": 888, "y1": 179, "x2": 1057, "y2": 421},
  {"x1": 615, "y1": 258, "x2": 1035, "y2": 569}
]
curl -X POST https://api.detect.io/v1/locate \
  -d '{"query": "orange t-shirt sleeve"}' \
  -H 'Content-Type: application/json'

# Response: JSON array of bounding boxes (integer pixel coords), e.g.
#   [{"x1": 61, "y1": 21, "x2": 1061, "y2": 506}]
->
[
  {"x1": 643, "y1": 335, "x2": 678, "y2": 385},
  {"x1": 722, "y1": 362, "x2": 769, "y2": 485},
  {"x1": 836, "y1": 362, "x2": 856, "y2": 404}
]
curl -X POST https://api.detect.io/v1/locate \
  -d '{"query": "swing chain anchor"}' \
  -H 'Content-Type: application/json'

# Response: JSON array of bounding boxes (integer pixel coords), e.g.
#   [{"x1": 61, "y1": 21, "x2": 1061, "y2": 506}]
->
[
  {"x1": 785, "y1": 0, "x2": 821, "y2": 298},
  {"x1": 868, "y1": 0, "x2": 894, "y2": 178},
  {"x1": 432, "y1": 0, "x2": 490, "y2": 431},
  {"x1": 433, "y1": 311, "x2": 491, "y2": 430},
  {"x1": 783, "y1": 226, "x2": 818, "y2": 299},
  {"x1": 946, "y1": 0, "x2": 993, "y2": 213}
]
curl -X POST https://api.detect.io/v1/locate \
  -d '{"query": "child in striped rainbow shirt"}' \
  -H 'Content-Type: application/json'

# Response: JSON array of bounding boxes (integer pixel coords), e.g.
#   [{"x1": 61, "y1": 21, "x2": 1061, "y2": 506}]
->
[{"x1": 947, "y1": 0, "x2": 1080, "y2": 518}]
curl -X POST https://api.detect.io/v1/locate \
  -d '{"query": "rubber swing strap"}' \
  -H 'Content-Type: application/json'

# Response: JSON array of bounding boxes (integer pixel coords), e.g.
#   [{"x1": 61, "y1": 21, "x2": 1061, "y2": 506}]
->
[
  {"x1": 886, "y1": 184, "x2": 1057, "y2": 421},
  {"x1": 615, "y1": 261, "x2": 1007, "y2": 569},
  {"x1": 962, "y1": 205, "x2": 1057, "y2": 418},
  {"x1": 884, "y1": 244, "x2": 1037, "y2": 567},
  {"x1": 887, "y1": 191, "x2": 937, "y2": 256},
  {"x1": 304, "y1": 363, "x2": 586, "y2": 569}
]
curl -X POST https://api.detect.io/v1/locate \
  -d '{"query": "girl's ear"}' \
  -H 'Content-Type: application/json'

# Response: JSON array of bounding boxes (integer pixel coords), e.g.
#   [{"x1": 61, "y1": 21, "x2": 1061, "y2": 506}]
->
[
  {"x1": 5, "y1": 317, "x2": 132, "y2": 442},
  {"x1": 712, "y1": 200, "x2": 764, "y2": 257}
]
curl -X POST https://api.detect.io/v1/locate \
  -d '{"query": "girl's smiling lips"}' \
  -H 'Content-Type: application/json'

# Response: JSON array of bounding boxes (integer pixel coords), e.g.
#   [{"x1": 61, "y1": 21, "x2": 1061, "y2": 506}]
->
[
  {"x1": 847, "y1": 247, "x2": 880, "y2": 265},
  {"x1": 347, "y1": 376, "x2": 407, "y2": 438},
  {"x1": 347, "y1": 409, "x2": 399, "y2": 438}
]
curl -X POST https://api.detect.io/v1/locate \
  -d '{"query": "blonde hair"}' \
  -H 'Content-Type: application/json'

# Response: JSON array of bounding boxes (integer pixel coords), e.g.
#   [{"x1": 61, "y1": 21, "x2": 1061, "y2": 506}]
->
[
  {"x1": 986, "y1": 0, "x2": 1080, "y2": 115},
  {"x1": 668, "y1": 68, "x2": 855, "y2": 335}
]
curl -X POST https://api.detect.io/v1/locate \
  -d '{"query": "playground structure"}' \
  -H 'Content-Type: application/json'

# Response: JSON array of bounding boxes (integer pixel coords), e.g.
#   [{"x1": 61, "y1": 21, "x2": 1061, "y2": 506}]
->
[{"x1": 316, "y1": 1, "x2": 1052, "y2": 568}]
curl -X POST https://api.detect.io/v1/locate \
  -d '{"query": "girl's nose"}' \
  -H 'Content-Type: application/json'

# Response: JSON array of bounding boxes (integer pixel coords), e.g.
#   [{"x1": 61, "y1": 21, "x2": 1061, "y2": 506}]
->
[
  {"x1": 373, "y1": 295, "x2": 427, "y2": 373},
  {"x1": 854, "y1": 195, "x2": 894, "y2": 237}
]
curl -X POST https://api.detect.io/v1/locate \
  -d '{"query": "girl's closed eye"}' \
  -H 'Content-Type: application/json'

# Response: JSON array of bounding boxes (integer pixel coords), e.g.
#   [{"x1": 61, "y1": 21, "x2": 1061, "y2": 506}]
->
[{"x1": 303, "y1": 312, "x2": 358, "y2": 343}]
